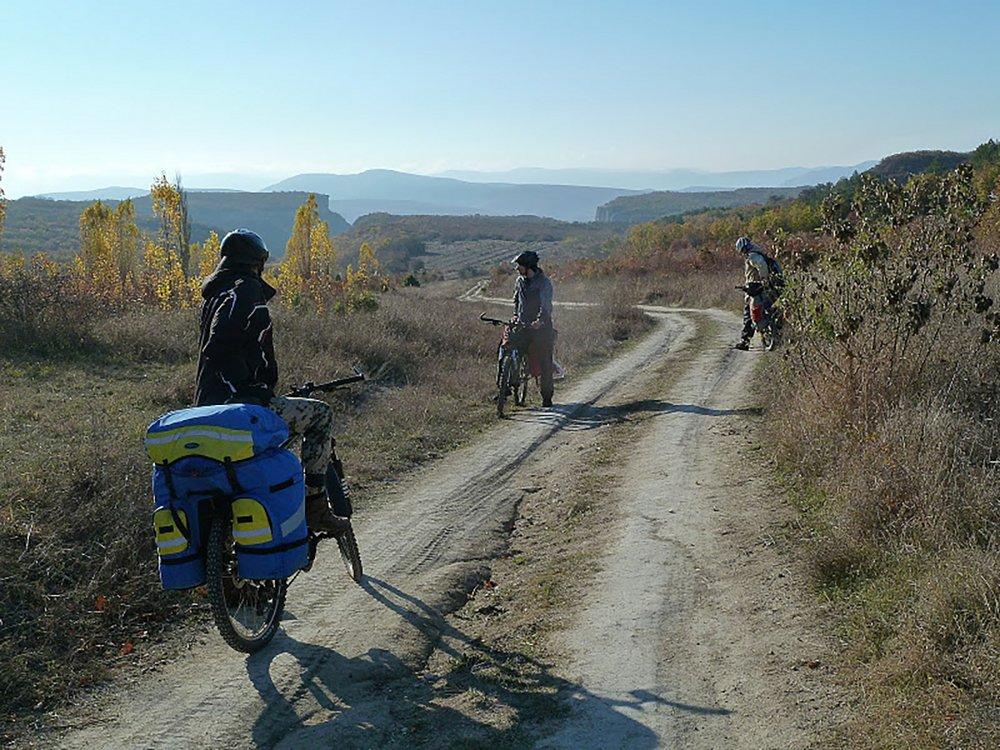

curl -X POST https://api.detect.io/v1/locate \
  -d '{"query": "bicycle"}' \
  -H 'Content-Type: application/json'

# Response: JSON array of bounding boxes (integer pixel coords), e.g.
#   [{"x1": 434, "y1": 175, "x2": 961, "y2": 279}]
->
[
  {"x1": 205, "y1": 371, "x2": 366, "y2": 653},
  {"x1": 736, "y1": 282, "x2": 783, "y2": 351},
  {"x1": 480, "y1": 313, "x2": 531, "y2": 417}
]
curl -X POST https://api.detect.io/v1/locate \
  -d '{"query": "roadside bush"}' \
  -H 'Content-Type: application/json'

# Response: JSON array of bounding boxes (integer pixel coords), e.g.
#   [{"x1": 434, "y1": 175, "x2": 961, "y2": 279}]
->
[
  {"x1": 0, "y1": 254, "x2": 101, "y2": 356},
  {"x1": 765, "y1": 165, "x2": 1000, "y2": 747}
]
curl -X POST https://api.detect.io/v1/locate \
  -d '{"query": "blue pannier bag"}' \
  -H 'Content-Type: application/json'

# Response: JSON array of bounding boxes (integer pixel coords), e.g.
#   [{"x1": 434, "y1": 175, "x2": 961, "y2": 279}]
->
[{"x1": 146, "y1": 404, "x2": 309, "y2": 589}]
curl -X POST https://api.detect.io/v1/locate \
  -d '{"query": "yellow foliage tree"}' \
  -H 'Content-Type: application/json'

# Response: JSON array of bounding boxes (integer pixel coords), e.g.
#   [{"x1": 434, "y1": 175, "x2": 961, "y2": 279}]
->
[
  {"x1": 150, "y1": 173, "x2": 191, "y2": 275},
  {"x1": 76, "y1": 200, "x2": 115, "y2": 282},
  {"x1": 112, "y1": 200, "x2": 140, "y2": 292},
  {"x1": 283, "y1": 194, "x2": 320, "y2": 280},
  {"x1": 143, "y1": 239, "x2": 188, "y2": 309},
  {"x1": 188, "y1": 230, "x2": 221, "y2": 301},
  {"x1": 74, "y1": 199, "x2": 141, "y2": 301},
  {"x1": 343, "y1": 242, "x2": 382, "y2": 309},
  {"x1": 272, "y1": 194, "x2": 339, "y2": 307}
]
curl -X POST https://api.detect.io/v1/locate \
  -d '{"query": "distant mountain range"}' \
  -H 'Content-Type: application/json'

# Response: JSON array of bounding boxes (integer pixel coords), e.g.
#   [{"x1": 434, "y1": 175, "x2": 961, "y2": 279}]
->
[
  {"x1": 38, "y1": 186, "x2": 149, "y2": 201},
  {"x1": 14, "y1": 150, "x2": 969, "y2": 255},
  {"x1": 29, "y1": 163, "x2": 879, "y2": 228},
  {"x1": 263, "y1": 170, "x2": 642, "y2": 222},
  {"x1": 436, "y1": 163, "x2": 878, "y2": 192}
]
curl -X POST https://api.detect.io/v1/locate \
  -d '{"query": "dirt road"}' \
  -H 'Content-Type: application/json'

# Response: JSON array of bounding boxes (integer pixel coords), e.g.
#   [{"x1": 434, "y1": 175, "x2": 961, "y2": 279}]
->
[{"x1": 48, "y1": 297, "x2": 832, "y2": 749}]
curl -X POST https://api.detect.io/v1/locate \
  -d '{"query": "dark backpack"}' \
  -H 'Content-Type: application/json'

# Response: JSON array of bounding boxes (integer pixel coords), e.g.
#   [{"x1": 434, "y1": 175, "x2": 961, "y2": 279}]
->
[{"x1": 763, "y1": 253, "x2": 785, "y2": 288}]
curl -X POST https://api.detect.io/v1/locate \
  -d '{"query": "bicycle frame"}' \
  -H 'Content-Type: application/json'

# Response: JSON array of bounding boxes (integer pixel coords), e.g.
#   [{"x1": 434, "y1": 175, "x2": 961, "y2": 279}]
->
[{"x1": 481, "y1": 313, "x2": 532, "y2": 415}]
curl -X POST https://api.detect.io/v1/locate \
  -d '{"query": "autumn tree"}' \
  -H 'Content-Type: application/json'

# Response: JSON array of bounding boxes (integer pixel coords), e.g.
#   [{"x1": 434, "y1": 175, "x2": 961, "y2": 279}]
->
[
  {"x1": 272, "y1": 194, "x2": 338, "y2": 305},
  {"x1": 150, "y1": 173, "x2": 192, "y2": 275},
  {"x1": 74, "y1": 199, "x2": 142, "y2": 301},
  {"x1": 112, "y1": 199, "x2": 140, "y2": 290},
  {"x1": 343, "y1": 242, "x2": 381, "y2": 309},
  {"x1": 188, "y1": 230, "x2": 221, "y2": 300},
  {"x1": 281, "y1": 194, "x2": 337, "y2": 279},
  {"x1": 143, "y1": 238, "x2": 187, "y2": 309}
]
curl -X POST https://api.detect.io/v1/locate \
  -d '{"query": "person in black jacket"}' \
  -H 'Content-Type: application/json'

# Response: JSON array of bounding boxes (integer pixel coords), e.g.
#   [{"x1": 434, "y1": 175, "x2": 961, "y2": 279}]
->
[
  {"x1": 196, "y1": 229, "x2": 346, "y2": 532},
  {"x1": 511, "y1": 250, "x2": 556, "y2": 407}
]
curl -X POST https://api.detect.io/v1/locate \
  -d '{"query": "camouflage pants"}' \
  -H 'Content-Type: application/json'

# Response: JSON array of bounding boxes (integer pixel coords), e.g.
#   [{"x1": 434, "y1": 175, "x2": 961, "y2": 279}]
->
[{"x1": 268, "y1": 396, "x2": 334, "y2": 491}]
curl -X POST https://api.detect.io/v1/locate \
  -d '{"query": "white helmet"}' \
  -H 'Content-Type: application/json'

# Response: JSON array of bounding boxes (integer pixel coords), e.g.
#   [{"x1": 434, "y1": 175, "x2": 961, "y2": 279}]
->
[{"x1": 735, "y1": 236, "x2": 755, "y2": 253}]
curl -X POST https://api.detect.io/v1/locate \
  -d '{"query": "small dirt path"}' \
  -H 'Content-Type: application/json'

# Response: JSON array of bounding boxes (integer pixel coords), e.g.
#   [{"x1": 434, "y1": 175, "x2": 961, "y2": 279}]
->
[{"x1": 46, "y1": 290, "x2": 834, "y2": 749}]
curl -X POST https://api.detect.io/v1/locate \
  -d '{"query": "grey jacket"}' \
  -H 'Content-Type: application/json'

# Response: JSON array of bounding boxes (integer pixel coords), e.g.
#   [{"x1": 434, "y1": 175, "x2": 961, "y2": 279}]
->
[{"x1": 513, "y1": 271, "x2": 554, "y2": 327}]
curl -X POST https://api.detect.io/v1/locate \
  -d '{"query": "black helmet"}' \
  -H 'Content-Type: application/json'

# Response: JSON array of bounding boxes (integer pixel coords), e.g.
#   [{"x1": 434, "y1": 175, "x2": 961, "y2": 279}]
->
[
  {"x1": 220, "y1": 229, "x2": 269, "y2": 265},
  {"x1": 512, "y1": 250, "x2": 539, "y2": 269}
]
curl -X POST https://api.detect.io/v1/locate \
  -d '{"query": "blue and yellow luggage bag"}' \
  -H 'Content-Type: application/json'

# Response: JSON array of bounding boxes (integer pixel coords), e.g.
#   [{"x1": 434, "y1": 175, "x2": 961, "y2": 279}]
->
[{"x1": 145, "y1": 403, "x2": 309, "y2": 588}]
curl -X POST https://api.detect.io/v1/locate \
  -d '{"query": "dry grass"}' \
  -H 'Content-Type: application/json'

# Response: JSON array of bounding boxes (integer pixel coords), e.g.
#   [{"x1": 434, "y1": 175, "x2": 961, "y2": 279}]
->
[
  {"x1": 485, "y1": 248, "x2": 742, "y2": 311},
  {"x1": 0, "y1": 282, "x2": 652, "y2": 731},
  {"x1": 763, "y1": 312, "x2": 1000, "y2": 749}
]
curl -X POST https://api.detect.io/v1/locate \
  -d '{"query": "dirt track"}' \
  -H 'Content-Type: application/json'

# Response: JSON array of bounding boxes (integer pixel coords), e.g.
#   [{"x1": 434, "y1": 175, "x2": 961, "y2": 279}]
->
[{"x1": 47, "y1": 292, "x2": 833, "y2": 749}]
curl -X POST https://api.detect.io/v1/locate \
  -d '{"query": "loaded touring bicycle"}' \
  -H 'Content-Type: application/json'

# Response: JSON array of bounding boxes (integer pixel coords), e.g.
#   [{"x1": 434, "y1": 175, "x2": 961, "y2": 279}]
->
[{"x1": 145, "y1": 372, "x2": 365, "y2": 653}]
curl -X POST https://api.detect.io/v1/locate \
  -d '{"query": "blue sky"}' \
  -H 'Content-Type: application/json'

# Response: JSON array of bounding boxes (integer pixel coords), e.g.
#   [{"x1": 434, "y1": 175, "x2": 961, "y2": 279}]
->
[{"x1": 2, "y1": 0, "x2": 998, "y2": 196}]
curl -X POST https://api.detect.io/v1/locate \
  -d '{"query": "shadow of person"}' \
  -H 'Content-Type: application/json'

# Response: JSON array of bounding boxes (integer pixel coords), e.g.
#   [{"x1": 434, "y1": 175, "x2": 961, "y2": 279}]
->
[{"x1": 243, "y1": 576, "x2": 731, "y2": 748}]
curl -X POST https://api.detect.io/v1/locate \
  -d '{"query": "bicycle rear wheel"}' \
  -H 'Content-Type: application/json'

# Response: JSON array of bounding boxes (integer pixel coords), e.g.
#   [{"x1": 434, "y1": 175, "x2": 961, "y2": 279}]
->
[{"x1": 205, "y1": 513, "x2": 286, "y2": 653}]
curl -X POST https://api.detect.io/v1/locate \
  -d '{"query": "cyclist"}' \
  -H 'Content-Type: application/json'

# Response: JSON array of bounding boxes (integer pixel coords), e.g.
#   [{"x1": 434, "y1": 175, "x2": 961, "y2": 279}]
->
[
  {"x1": 733, "y1": 236, "x2": 783, "y2": 350},
  {"x1": 196, "y1": 228, "x2": 347, "y2": 532},
  {"x1": 511, "y1": 250, "x2": 555, "y2": 407}
]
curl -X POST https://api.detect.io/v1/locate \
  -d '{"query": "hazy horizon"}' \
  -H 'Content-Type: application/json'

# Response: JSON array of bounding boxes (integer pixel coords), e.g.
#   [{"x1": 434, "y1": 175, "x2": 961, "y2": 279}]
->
[
  {"x1": 21, "y1": 159, "x2": 889, "y2": 199},
  {"x1": 3, "y1": 1, "x2": 999, "y2": 198}
]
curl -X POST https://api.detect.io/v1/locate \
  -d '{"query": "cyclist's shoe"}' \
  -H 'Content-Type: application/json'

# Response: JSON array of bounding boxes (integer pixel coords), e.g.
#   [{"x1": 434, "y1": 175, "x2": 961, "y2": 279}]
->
[
  {"x1": 733, "y1": 339, "x2": 750, "y2": 351},
  {"x1": 542, "y1": 397, "x2": 553, "y2": 407},
  {"x1": 306, "y1": 493, "x2": 351, "y2": 533}
]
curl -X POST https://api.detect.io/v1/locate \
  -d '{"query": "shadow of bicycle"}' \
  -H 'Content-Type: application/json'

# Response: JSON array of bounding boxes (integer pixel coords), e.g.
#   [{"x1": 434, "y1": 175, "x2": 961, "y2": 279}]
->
[{"x1": 245, "y1": 576, "x2": 731, "y2": 748}]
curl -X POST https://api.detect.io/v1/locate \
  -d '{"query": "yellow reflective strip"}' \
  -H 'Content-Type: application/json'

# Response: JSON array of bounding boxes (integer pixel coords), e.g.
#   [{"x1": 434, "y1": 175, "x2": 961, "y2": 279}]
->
[
  {"x1": 146, "y1": 424, "x2": 254, "y2": 443},
  {"x1": 147, "y1": 434, "x2": 255, "y2": 464},
  {"x1": 157, "y1": 540, "x2": 188, "y2": 555}
]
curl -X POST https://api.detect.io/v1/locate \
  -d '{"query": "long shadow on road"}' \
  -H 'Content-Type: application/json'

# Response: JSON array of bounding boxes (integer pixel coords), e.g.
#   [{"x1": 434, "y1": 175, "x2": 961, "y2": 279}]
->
[
  {"x1": 508, "y1": 398, "x2": 761, "y2": 432},
  {"x1": 245, "y1": 576, "x2": 731, "y2": 748}
]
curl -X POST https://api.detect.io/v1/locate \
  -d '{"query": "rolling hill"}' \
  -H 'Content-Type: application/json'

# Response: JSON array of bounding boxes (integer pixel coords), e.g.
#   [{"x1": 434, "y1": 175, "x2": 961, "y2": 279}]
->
[
  {"x1": 866, "y1": 150, "x2": 968, "y2": 181},
  {"x1": 1, "y1": 192, "x2": 350, "y2": 260},
  {"x1": 596, "y1": 186, "x2": 806, "y2": 224},
  {"x1": 264, "y1": 170, "x2": 641, "y2": 222},
  {"x1": 334, "y1": 213, "x2": 616, "y2": 275}
]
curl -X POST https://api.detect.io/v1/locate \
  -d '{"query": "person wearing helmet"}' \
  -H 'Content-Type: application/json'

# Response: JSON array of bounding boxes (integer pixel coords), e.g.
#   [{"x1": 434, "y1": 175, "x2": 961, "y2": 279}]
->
[
  {"x1": 511, "y1": 250, "x2": 556, "y2": 407},
  {"x1": 196, "y1": 229, "x2": 347, "y2": 532},
  {"x1": 734, "y1": 235, "x2": 773, "y2": 350}
]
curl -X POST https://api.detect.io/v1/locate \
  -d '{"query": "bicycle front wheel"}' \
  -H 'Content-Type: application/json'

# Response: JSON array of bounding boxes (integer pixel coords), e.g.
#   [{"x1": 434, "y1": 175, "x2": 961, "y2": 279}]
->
[
  {"x1": 336, "y1": 526, "x2": 364, "y2": 583},
  {"x1": 497, "y1": 355, "x2": 515, "y2": 417},
  {"x1": 515, "y1": 353, "x2": 529, "y2": 406},
  {"x1": 205, "y1": 513, "x2": 287, "y2": 654}
]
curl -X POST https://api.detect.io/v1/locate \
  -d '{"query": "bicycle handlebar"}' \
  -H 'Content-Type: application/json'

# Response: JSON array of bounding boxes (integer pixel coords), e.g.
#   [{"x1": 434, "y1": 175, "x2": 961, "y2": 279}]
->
[
  {"x1": 285, "y1": 367, "x2": 367, "y2": 398},
  {"x1": 479, "y1": 312, "x2": 527, "y2": 328}
]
